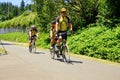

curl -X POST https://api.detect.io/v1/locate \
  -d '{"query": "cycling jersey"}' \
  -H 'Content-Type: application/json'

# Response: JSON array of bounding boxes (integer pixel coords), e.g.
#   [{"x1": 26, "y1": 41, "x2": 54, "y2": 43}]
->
[
  {"x1": 56, "y1": 15, "x2": 71, "y2": 31},
  {"x1": 30, "y1": 28, "x2": 38, "y2": 36}
]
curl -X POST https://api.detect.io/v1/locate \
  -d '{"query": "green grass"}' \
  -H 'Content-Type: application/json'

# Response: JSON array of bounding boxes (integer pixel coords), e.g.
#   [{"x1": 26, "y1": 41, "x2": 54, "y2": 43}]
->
[
  {"x1": 0, "y1": 25, "x2": 120, "y2": 63},
  {"x1": 0, "y1": 48, "x2": 7, "y2": 55},
  {"x1": 0, "y1": 32, "x2": 28, "y2": 43},
  {"x1": 0, "y1": 32, "x2": 50, "y2": 49}
]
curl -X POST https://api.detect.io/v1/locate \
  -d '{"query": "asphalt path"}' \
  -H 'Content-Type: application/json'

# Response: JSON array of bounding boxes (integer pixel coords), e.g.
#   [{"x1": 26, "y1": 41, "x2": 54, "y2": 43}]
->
[{"x1": 0, "y1": 41, "x2": 120, "y2": 80}]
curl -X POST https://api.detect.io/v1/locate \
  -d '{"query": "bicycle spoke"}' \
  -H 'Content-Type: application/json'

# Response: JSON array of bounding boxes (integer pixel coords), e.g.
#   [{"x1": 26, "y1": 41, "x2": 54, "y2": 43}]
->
[
  {"x1": 29, "y1": 46, "x2": 32, "y2": 53},
  {"x1": 62, "y1": 45, "x2": 70, "y2": 63},
  {"x1": 50, "y1": 48, "x2": 55, "y2": 59}
]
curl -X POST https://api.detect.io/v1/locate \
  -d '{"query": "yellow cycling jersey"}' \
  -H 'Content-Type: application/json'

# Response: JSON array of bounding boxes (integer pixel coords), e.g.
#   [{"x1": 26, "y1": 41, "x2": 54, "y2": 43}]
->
[
  {"x1": 56, "y1": 15, "x2": 71, "y2": 31},
  {"x1": 31, "y1": 30, "x2": 37, "y2": 36}
]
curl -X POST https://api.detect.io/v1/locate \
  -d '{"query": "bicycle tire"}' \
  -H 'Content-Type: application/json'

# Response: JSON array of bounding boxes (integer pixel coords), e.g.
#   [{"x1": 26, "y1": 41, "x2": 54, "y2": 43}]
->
[
  {"x1": 62, "y1": 44, "x2": 70, "y2": 63},
  {"x1": 32, "y1": 45, "x2": 36, "y2": 53},
  {"x1": 50, "y1": 48, "x2": 55, "y2": 59},
  {"x1": 29, "y1": 40, "x2": 36, "y2": 53},
  {"x1": 29, "y1": 46, "x2": 32, "y2": 53}
]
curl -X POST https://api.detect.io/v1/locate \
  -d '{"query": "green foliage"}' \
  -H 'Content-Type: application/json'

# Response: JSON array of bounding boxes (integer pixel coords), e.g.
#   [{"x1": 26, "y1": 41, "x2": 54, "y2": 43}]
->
[
  {"x1": 0, "y1": 2, "x2": 31, "y2": 21},
  {"x1": 30, "y1": 0, "x2": 120, "y2": 31},
  {"x1": 0, "y1": 48, "x2": 6, "y2": 55},
  {"x1": 20, "y1": 0, "x2": 25, "y2": 13},
  {"x1": 97, "y1": 0, "x2": 120, "y2": 27},
  {"x1": 0, "y1": 32, "x2": 28, "y2": 42},
  {"x1": 67, "y1": 26, "x2": 120, "y2": 63},
  {"x1": 0, "y1": 32, "x2": 49, "y2": 49},
  {"x1": 33, "y1": 0, "x2": 63, "y2": 31},
  {"x1": 0, "y1": 11, "x2": 37, "y2": 28},
  {"x1": 36, "y1": 32, "x2": 50, "y2": 48}
]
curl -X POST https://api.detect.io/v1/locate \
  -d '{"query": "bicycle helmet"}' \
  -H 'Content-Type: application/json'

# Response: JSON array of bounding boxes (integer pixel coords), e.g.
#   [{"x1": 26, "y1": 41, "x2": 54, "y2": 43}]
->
[
  {"x1": 31, "y1": 25, "x2": 36, "y2": 30},
  {"x1": 31, "y1": 25, "x2": 36, "y2": 28},
  {"x1": 60, "y1": 8, "x2": 67, "y2": 12}
]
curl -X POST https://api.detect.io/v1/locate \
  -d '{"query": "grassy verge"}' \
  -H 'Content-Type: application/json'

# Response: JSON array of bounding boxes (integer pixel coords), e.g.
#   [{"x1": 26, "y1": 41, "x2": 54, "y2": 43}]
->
[
  {"x1": 0, "y1": 48, "x2": 7, "y2": 55},
  {"x1": 0, "y1": 32, "x2": 50, "y2": 48}
]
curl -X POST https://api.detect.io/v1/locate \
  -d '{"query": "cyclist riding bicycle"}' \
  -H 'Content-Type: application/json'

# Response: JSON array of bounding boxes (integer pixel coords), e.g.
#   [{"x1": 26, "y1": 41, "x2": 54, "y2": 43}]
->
[
  {"x1": 29, "y1": 25, "x2": 38, "y2": 47},
  {"x1": 50, "y1": 20, "x2": 56, "y2": 49},
  {"x1": 55, "y1": 7, "x2": 73, "y2": 51}
]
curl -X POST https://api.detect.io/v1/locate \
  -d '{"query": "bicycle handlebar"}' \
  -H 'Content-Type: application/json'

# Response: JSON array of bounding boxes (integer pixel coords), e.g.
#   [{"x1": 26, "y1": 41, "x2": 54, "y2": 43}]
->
[{"x1": 58, "y1": 31, "x2": 72, "y2": 36}]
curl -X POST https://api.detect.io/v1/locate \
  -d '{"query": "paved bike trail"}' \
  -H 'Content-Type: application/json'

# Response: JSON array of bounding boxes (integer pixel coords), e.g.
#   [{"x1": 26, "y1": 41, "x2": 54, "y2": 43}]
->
[{"x1": 0, "y1": 41, "x2": 120, "y2": 80}]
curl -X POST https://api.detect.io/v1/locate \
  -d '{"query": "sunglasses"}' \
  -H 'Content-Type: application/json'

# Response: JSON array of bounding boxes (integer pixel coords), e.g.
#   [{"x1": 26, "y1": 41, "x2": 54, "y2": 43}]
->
[{"x1": 61, "y1": 11, "x2": 66, "y2": 13}]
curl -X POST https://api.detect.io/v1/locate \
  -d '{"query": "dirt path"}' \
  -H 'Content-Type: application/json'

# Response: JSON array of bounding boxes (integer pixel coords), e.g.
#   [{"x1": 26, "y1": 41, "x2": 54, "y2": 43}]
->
[{"x1": 0, "y1": 41, "x2": 120, "y2": 80}]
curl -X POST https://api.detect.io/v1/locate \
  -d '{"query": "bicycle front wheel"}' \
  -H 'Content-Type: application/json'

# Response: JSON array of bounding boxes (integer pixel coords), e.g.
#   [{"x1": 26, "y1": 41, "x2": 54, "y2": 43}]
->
[
  {"x1": 50, "y1": 48, "x2": 55, "y2": 59},
  {"x1": 62, "y1": 44, "x2": 70, "y2": 63},
  {"x1": 29, "y1": 42, "x2": 36, "y2": 53},
  {"x1": 32, "y1": 45, "x2": 36, "y2": 53},
  {"x1": 29, "y1": 46, "x2": 32, "y2": 53}
]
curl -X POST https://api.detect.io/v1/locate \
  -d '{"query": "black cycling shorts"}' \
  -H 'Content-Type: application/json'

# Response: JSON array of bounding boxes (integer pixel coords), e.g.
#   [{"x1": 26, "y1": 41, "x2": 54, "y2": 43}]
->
[
  {"x1": 29, "y1": 35, "x2": 36, "y2": 40},
  {"x1": 57, "y1": 31, "x2": 67, "y2": 40}
]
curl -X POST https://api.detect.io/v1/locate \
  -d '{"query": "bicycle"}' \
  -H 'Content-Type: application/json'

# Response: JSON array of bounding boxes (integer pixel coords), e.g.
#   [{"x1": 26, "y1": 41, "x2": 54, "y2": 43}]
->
[
  {"x1": 29, "y1": 36, "x2": 36, "y2": 53},
  {"x1": 50, "y1": 32, "x2": 71, "y2": 63},
  {"x1": 50, "y1": 43, "x2": 56, "y2": 59}
]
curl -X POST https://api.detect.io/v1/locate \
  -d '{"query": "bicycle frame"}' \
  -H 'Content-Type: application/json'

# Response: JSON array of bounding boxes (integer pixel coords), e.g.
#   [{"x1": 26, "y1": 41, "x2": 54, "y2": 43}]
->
[
  {"x1": 29, "y1": 36, "x2": 36, "y2": 53},
  {"x1": 50, "y1": 32, "x2": 70, "y2": 62}
]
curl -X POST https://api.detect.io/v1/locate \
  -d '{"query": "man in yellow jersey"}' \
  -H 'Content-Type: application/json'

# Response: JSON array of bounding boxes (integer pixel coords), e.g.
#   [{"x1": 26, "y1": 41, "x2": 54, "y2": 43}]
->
[
  {"x1": 55, "y1": 7, "x2": 73, "y2": 51},
  {"x1": 29, "y1": 25, "x2": 38, "y2": 47}
]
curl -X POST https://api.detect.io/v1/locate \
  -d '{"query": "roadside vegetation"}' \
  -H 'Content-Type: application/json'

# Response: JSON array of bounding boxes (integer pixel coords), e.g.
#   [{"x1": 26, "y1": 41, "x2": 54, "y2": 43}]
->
[{"x1": 0, "y1": 48, "x2": 7, "y2": 55}]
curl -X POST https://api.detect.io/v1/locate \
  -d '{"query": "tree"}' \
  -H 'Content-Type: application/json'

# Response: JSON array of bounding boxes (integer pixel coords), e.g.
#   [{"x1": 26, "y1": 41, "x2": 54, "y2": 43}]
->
[
  {"x1": 20, "y1": 0, "x2": 25, "y2": 14},
  {"x1": 0, "y1": 2, "x2": 20, "y2": 21}
]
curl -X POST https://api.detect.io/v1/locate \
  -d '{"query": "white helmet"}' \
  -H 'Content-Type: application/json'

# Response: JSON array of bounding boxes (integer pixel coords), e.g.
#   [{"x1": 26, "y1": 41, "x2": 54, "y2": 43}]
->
[{"x1": 31, "y1": 25, "x2": 36, "y2": 28}]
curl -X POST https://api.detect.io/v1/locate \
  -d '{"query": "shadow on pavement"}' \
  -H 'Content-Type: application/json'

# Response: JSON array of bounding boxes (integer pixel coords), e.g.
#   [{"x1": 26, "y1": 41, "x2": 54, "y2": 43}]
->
[
  {"x1": 54, "y1": 58, "x2": 83, "y2": 64},
  {"x1": 34, "y1": 51, "x2": 46, "y2": 54},
  {"x1": 54, "y1": 58, "x2": 64, "y2": 62},
  {"x1": 69, "y1": 60, "x2": 83, "y2": 64},
  {"x1": 0, "y1": 43, "x2": 13, "y2": 45}
]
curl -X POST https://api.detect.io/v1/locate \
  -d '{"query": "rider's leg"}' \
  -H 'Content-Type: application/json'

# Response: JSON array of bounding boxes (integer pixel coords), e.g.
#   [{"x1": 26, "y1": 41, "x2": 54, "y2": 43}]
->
[
  {"x1": 55, "y1": 36, "x2": 62, "y2": 51},
  {"x1": 63, "y1": 33, "x2": 67, "y2": 44},
  {"x1": 29, "y1": 36, "x2": 32, "y2": 47},
  {"x1": 50, "y1": 37, "x2": 55, "y2": 49},
  {"x1": 56, "y1": 36, "x2": 62, "y2": 45}
]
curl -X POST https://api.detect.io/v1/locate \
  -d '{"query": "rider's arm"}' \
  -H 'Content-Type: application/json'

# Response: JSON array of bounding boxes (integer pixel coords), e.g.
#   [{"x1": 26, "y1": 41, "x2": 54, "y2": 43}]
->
[
  {"x1": 55, "y1": 22, "x2": 59, "y2": 32},
  {"x1": 29, "y1": 31, "x2": 32, "y2": 37},
  {"x1": 66, "y1": 16, "x2": 72, "y2": 31},
  {"x1": 36, "y1": 33, "x2": 39, "y2": 38},
  {"x1": 68, "y1": 22, "x2": 72, "y2": 31},
  {"x1": 55, "y1": 16, "x2": 60, "y2": 32}
]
